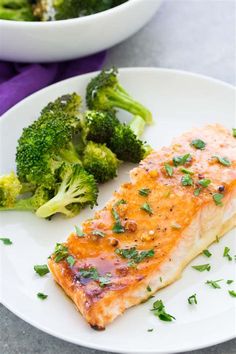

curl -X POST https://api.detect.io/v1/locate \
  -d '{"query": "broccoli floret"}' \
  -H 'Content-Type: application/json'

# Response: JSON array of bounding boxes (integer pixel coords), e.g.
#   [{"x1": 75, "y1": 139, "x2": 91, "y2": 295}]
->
[
  {"x1": 0, "y1": 0, "x2": 35, "y2": 21},
  {"x1": 41, "y1": 93, "x2": 81, "y2": 117},
  {"x1": 16, "y1": 105, "x2": 81, "y2": 189},
  {"x1": 82, "y1": 141, "x2": 119, "y2": 183},
  {"x1": 86, "y1": 68, "x2": 152, "y2": 124},
  {"x1": 0, "y1": 172, "x2": 22, "y2": 208},
  {"x1": 36, "y1": 163, "x2": 98, "y2": 218},
  {"x1": 81, "y1": 110, "x2": 119, "y2": 144}
]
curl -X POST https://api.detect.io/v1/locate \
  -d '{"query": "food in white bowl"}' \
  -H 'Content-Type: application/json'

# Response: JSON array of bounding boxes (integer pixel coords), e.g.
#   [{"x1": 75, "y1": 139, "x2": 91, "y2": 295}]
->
[{"x1": 0, "y1": 0, "x2": 163, "y2": 62}]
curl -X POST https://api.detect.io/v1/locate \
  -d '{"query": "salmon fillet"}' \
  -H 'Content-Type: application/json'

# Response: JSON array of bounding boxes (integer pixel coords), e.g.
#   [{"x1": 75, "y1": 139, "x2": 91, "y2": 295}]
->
[{"x1": 49, "y1": 124, "x2": 236, "y2": 329}]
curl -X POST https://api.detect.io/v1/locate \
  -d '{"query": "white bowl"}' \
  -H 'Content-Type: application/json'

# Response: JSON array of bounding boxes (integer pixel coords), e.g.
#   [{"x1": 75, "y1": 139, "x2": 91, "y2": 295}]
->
[{"x1": 0, "y1": 0, "x2": 162, "y2": 63}]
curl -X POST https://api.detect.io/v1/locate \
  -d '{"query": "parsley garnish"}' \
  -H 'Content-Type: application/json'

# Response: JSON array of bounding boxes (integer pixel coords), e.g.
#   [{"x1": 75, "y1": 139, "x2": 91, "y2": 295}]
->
[
  {"x1": 199, "y1": 179, "x2": 211, "y2": 188},
  {"x1": 213, "y1": 193, "x2": 224, "y2": 206},
  {"x1": 206, "y1": 279, "x2": 223, "y2": 289},
  {"x1": 194, "y1": 188, "x2": 201, "y2": 196},
  {"x1": 114, "y1": 199, "x2": 127, "y2": 206},
  {"x1": 147, "y1": 328, "x2": 154, "y2": 332},
  {"x1": 192, "y1": 264, "x2": 211, "y2": 272},
  {"x1": 173, "y1": 153, "x2": 191, "y2": 167},
  {"x1": 34, "y1": 264, "x2": 49, "y2": 277},
  {"x1": 53, "y1": 243, "x2": 69, "y2": 263},
  {"x1": 181, "y1": 167, "x2": 194, "y2": 175},
  {"x1": 37, "y1": 292, "x2": 48, "y2": 300},
  {"x1": 215, "y1": 235, "x2": 220, "y2": 243},
  {"x1": 213, "y1": 155, "x2": 231, "y2": 166},
  {"x1": 188, "y1": 294, "x2": 197, "y2": 305},
  {"x1": 202, "y1": 249, "x2": 212, "y2": 258},
  {"x1": 78, "y1": 267, "x2": 111, "y2": 288},
  {"x1": 233, "y1": 128, "x2": 236, "y2": 137},
  {"x1": 92, "y1": 230, "x2": 105, "y2": 237},
  {"x1": 160, "y1": 277, "x2": 162, "y2": 282},
  {"x1": 181, "y1": 174, "x2": 193, "y2": 186},
  {"x1": 151, "y1": 300, "x2": 175, "y2": 322},
  {"x1": 140, "y1": 202, "x2": 153, "y2": 215},
  {"x1": 147, "y1": 285, "x2": 152, "y2": 292},
  {"x1": 0, "y1": 238, "x2": 12, "y2": 245},
  {"x1": 191, "y1": 139, "x2": 206, "y2": 150},
  {"x1": 66, "y1": 255, "x2": 76, "y2": 267},
  {"x1": 223, "y1": 247, "x2": 232, "y2": 261},
  {"x1": 115, "y1": 247, "x2": 154, "y2": 265},
  {"x1": 164, "y1": 163, "x2": 173, "y2": 177},
  {"x1": 74, "y1": 225, "x2": 85, "y2": 237},
  {"x1": 229, "y1": 290, "x2": 236, "y2": 297},
  {"x1": 112, "y1": 207, "x2": 125, "y2": 233},
  {"x1": 139, "y1": 188, "x2": 151, "y2": 197},
  {"x1": 227, "y1": 280, "x2": 234, "y2": 285}
]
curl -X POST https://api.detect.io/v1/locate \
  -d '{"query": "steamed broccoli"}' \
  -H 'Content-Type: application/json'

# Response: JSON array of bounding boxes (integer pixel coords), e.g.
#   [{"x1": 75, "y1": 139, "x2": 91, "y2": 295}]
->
[
  {"x1": 0, "y1": 172, "x2": 22, "y2": 208},
  {"x1": 41, "y1": 93, "x2": 81, "y2": 117},
  {"x1": 82, "y1": 141, "x2": 119, "y2": 183},
  {"x1": 33, "y1": 0, "x2": 127, "y2": 21},
  {"x1": 16, "y1": 95, "x2": 81, "y2": 189},
  {"x1": 81, "y1": 110, "x2": 119, "y2": 144},
  {"x1": 0, "y1": 0, "x2": 35, "y2": 21},
  {"x1": 86, "y1": 68, "x2": 152, "y2": 124},
  {"x1": 36, "y1": 164, "x2": 98, "y2": 218}
]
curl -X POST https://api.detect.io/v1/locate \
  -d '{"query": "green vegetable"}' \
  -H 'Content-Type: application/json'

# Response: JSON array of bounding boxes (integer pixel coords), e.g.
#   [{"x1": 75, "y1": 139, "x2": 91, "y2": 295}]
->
[
  {"x1": 115, "y1": 247, "x2": 154, "y2": 265},
  {"x1": 213, "y1": 193, "x2": 224, "y2": 206},
  {"x1": 206, "y1": 279, "x2": 223, "y2": 289},
  {"x1": 188, "y1": 294, "x2": 197, "y2": 305},
  {"x1": 165, "y1": 164, "x2": 173, "y2": 177},
  {"x1": 151, "y1": 299, "x2": 175, "y2": 322},
  {"x1": 213, "y1": 155, "x2": 231, "y2": 166},
  {"x1": 0, "y1": 238, "x2": 12, "y2": 245},
  {"x1": 202, "y1": 249, "x2": 212, "y2": 258},
  {"x1": 37, "y1": 292, "x2": 48, "y2": 300},
  {"x1": 52, "y1": 243, "x2": 69, "y2": 263},
  {"x1": 36, "y1": 164, "x2": 98, "y2": 218},
  {"x1": 86, "y1": 68, "x2": 152, "y2": 124},
  {"x1": 34, "y1": 264, "x2": 49, "y2": 276},
  {"x1": 66, "y1": 255, "x2": 76, "y2": 267},
  {"x1": 198, "y1": 179, "x2": 211, "y2": 187},
  {"x1": 228, "y1": 290, "x2": 236, "y2": 297},
  {"x1": 139, "y1": 188, "x2": 151, "y2": 197},
  {"x1": 0, "y1": 172, "x2": 22, "y2": 208},
  {"x1": 181, "y1": 174, "x2": 193, "y2": 186},
  {"x1": 233, "y1": 128, "x2": 236, "y2": 137},
  {"x1": 181, "y1": 168, "x2": 194, "y2": 175},
  {"x1": 194, "y1": 188, "x2": 201, "y2": 196},
  {"x1": 0, "y1": 0, "x2": 36, "y2": 21},
  {"x1": 92, "y1": 230, "x2": 105, "y2": 237},
  {"x1": 140, "y1": 202, "x2": 153, "y2": 215},
  {"x1": 223, "y1": 247, "x2": 232, "y2": 261},
  {"x1": 82, "y1": 141, "x2": 119, "y2": 183},
  {"x1": 74, "y1": 225, "x2": 85, "y2": 237},
  {"x1": 190, "y1": 139, "x2": 206, "y2": 150},
  {"x1": 147, "y1": 328, "x2": 153, "y2": 332},
  {"x1": 173, "y1": 154, "x2": 191, "y2": 167},
  {"x1": 192, "y1": 264, "x2": 211, "y2": 272},
  {"x1": 227, "y1": 280, "x2": 234, "y2": 285}
]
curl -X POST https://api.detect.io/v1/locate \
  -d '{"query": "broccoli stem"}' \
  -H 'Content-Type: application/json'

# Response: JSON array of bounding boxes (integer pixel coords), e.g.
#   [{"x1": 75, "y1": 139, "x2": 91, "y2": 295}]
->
[
  {"x1": 0, "y1": 198, "x2": 35, "y2": 212},
  {"x1": 106, "y1": 86, "x2": 153, "y2": 124},
  {"x1": 129, "y1": 116, "x2": 146, "y2": 138},
  {"x1": 59, "y1": 142, "x2": 82, "y2": 164}
]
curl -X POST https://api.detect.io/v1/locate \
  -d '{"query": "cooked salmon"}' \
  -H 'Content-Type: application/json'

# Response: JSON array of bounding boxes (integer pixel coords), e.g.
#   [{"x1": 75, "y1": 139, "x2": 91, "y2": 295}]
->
[{"x1": 48, "y1": 124, "x2": 236, "y2": 329}]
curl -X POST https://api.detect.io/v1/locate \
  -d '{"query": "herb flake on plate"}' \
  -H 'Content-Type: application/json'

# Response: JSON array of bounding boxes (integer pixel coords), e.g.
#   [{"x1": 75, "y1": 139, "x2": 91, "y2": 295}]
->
[
  {"x1": 192, "y1": 264, "x2": 211, "y2": 272},
  {"x1": 34, "y1": 264, "x2": 49, "y2": 276},
  {"x1": 0, "y1": 238, "x2": 12, "y2": 245}
]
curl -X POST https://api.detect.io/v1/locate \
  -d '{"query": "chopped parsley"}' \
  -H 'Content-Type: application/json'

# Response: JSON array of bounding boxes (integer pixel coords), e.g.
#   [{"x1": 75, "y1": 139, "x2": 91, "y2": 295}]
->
[
  {"x1": 147, "y1": 328, "x2": 154, "y2": 332},
  {"x1": 78, "y1": 267, "x2": 111, "y2": 288},
  {"x1": 34, "y1": 264, "x2": 49, "y2": 277},
  {"x1": 191, "y1": 139, "x2": 206, "y2": 150},
  {"x1": 114, "y1": 199, "x2": 127, "y2": 206},
  {"x1": 223, "y1": 247, "x2": 232, "y2": 261},
  {"x1": 37, "y1": 292, "x2": 48, "y2": 300},
  {"x1": 0, "y1": 238, "x2": 12, "y2": 245},
  {"x1": 213, "y1": 155, "x2": 231, "y2": 166},
  {"x1": 181, "y1": 174, "x2": 193, "y2": 186},
  {"x1": 233, "y1": 128, "x2": 236, "y2": 137},
  {"x1": 188, "y1": 294, "x2": 197, "y2": 305},
  {"x1": 192, "y1": 264, "x2": 211, "y2": 272},
  {"x1": 140, "y1": 202, "x2": 153, "y2": 215},
  {"x1": 151, "y1": 299, "x2": 175, "y2": 322},
  {"x1": 229, "y1": 290, "x2": 236, "y2": 297},
  {"x1": 173, "y1": 153, "x2": 191, "y2": 167},
  {"x1": 53, "y1": 243, "x2": 69, "y2": 263},
  {"x1": 92, "y1": 230, "x2": 105, "y2": 237},
  {"x1": 199, "y1": 179, "x2": 211, "y2": 188},
  {"x1": 74, "y1": 225, "x2": 85, "y2": 237},
  {"x1": 147, "y1": 285, "x2": 152, "y2": 292},
  {"x1": 213, "y1": 193, "x2": 224, "y2": 206},
  {"x1": 139, "y1": 188, "x2": 151, "y2": 197},
  {"x1": 112, "y1": 207, "x2": 125, "y2": 234},
  {"x1": 164, "y1": 163, "x2": 174, "y2": 177},
  {"x1": 194, "y1": 188, "x2": 201, "y2": 196},
  {"x1": 66, "y1": 255, "x2": 76, "y2": 267},
  {"x1": 160, "y1": 277, "x2": 162, "y2": 282},
  {"x1": 115, "y1": 247, "x2": 154, "y2": 266},
  {"x1": 202, "y1": 249, "x2": 212, "y2": 258},
  {"x1": 215, "y1": 235, "x2": 220, "y2": 243},
  {"x1": 227, "y1": 280, "x2": 234, "y2": 285},
  {"x1": 205, "y1": 279, "x2": 223, "y2": 289},
  {"x1": 181, "y1": 167, "x2": 194, "y2": 175}
]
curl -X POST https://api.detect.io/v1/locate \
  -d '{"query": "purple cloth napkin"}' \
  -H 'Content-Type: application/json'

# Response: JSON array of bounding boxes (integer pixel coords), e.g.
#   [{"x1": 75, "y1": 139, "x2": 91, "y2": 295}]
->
[{"x1": 0, "y1": 51, "x2": 106, "y2": 116}]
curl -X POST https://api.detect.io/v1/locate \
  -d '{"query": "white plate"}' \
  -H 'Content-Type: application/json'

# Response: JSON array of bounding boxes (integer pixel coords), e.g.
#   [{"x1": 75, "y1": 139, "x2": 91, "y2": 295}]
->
[{"x1": 0, "y1": 68, "x2": 235, "y2": 353}]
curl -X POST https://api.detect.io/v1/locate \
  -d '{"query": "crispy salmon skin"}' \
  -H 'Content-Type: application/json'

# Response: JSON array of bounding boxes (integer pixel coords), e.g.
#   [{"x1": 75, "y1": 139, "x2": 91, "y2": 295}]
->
[{"x1": 49, "y1": 124, "x2": 236, "y2": 329}]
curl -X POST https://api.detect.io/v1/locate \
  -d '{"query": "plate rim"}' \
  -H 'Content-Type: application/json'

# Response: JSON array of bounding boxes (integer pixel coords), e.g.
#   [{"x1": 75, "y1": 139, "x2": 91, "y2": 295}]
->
[{"x1": 1, "y1": 67, "x2": 235, "y2": 353}]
